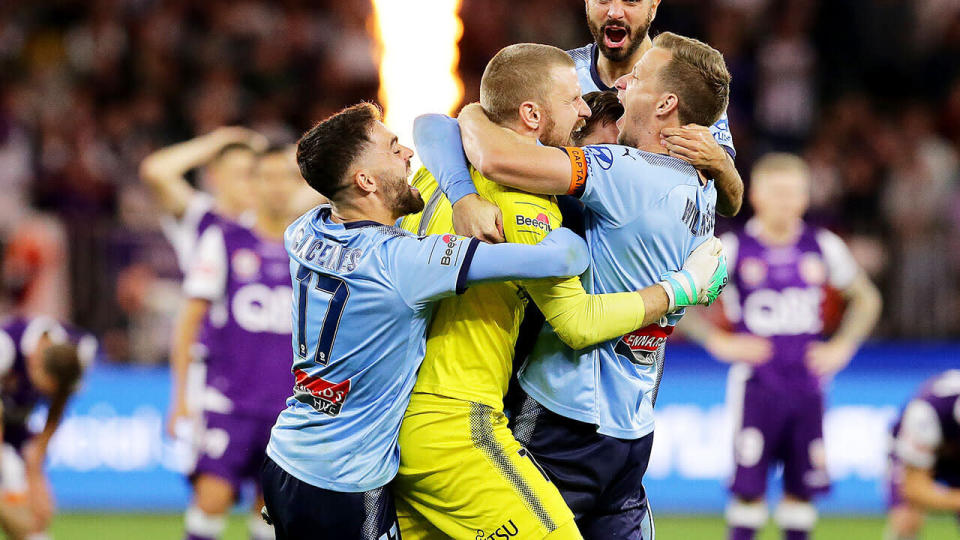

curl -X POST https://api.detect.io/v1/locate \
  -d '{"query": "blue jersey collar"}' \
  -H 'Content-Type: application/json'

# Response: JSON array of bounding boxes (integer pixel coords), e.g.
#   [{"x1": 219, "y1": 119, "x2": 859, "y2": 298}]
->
[
  {"x1": 589, "y1": 44, "x2": 613, "y2": 92},
  {"x1": 314, "y1": 206, "x2": 389, "y2": 230}
]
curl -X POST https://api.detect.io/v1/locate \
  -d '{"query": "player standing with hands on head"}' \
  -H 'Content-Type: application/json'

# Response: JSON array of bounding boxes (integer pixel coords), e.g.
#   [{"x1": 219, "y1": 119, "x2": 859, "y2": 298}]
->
[
  {"x1": 139, "y1": 127, "x2": 267, "y2": 272},
  {"x1": 260, "y1": 103, "x2": 592, "y2": 540},
  {"x1": 680, "y1": 154, "x2": 882, "y2": 540},
  {"x1": 175, "y1": 146, "x2": 304, "y2": 540}
]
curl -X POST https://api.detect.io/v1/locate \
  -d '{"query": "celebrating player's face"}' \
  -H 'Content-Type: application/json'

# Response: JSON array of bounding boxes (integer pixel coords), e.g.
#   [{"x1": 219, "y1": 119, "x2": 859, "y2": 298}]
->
[
  {"x1": 540, "y1": 66, "x2": 591, "y2": 147},
  {"x1": 585, "y1": 0, "x2": 659, "y2": 62},
  {"x1": 614, "y1": 47, "x2": 671, "y2": 148},
  {"x1": 366, "y1": 121, "x2": 423, "y2": 216}
]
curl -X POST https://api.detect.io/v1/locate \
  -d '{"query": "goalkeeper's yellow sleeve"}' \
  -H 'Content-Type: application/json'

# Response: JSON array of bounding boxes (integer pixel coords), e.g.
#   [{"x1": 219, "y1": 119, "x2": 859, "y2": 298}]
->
[{"x1": 522, "y1": 276, "x2": 645, "y2": 350}]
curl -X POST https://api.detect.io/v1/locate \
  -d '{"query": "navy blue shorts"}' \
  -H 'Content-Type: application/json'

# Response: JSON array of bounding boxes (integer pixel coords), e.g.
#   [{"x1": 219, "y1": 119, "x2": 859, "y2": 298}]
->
[
  {"x1": 260, "y1": 456, "x2": 400, "y2": 540},
  {"x1": 508, "y1": 392, "x2": 656, "y2": 540}
]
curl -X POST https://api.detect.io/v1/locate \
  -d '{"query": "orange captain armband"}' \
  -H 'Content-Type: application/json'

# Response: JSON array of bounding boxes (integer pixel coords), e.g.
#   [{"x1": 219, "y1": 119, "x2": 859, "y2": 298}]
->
[{"x1": 563, "y1": 147, "x2": 588, "y2": 197}]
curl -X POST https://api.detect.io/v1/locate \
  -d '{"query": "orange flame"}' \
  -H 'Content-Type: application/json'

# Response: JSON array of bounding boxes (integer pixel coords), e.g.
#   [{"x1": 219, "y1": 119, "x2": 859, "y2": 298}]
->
[{"x1": 370, "y1": 0, "x2": 464, "y2": 148}]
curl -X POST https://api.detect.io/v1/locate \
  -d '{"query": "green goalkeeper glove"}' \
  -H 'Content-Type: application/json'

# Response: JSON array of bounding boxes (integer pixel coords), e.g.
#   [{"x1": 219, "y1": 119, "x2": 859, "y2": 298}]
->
[{"x1": 658, "y1": 237, "x2": 728, "y2": 310}]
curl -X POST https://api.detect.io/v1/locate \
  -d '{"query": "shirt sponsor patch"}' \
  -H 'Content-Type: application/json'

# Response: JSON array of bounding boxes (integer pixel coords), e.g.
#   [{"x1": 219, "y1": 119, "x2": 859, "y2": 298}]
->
[
  {"x1": 615, "y1": 324, "x2": 674, "y2": 365},
  {"x1": 430, "y1": 234, "x2": 468, "y2": 266},
  {"x1": 293, "y1": 369, "x2": 351, "y2": 417},
  {"x1": 514, "y1": 213, "x2": 553, "y2": 233}
]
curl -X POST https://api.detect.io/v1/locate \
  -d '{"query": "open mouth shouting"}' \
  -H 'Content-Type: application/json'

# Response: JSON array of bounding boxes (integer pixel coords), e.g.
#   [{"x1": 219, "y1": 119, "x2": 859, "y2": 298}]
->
[{"x1": 603, "y1": 25, "x2": 630, "y2": 49}]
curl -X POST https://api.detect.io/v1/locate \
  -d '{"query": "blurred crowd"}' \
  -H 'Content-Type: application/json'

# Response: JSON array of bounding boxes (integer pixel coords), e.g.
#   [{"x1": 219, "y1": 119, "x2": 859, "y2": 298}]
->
[{"x1": 0, "y1": 0, "x2": 958, "y2": 363}]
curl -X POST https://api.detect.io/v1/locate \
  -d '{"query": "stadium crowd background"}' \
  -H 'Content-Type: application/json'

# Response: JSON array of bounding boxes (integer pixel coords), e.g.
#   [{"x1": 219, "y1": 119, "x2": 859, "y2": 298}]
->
[{"x1": 0, "y1": 0, "x2": 959, "y2": 367}]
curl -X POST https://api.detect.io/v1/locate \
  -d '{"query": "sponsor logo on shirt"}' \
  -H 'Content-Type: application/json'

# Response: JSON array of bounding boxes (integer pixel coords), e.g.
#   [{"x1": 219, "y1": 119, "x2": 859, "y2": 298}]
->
[
  {"x1": 740, "y1": 257, "x2": 767, "y2": 287},
  {"x1": 584, "y1": 145, "x2": 614, "y2": 170},
  {"x1": 799, "y1": 253, "x2": 827, "y2": 285},
  {"x1": 475, "y1": 520, "x2": 519, "y2": 540},
  {"x1": 439, "y1": 234, "x2": 463, "y2": 266},
  {"x1": 615, "y1": 324, "x2": 673, "y2": 366},
  {"x1": 232, "y1": 249, "x2": 261, "y2": 281},
  {"x1": 292, "y1": 369, "x2": 351, "y2": 417},
  {"x1": 742, "y1": 286, "x2": 824, "y2": 337},
  {"x1": 514, "y1": 213, "x2": 553, "y2": 233}
]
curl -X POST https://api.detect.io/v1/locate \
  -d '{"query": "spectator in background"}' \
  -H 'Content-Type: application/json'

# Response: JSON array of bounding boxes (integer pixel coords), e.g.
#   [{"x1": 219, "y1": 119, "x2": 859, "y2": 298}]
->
[
  {"x1": 881, "y1": 105, "x2": 959, "y2": 337},
  {"x1": 754, "y1": 0, "x2": 817, "y2": 149}
]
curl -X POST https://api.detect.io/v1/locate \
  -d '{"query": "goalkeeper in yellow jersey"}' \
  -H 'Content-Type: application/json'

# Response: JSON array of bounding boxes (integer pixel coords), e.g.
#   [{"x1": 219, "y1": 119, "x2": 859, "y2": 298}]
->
[{"x1": 392, "y1": 43, "x2": 726, "y2": 540}]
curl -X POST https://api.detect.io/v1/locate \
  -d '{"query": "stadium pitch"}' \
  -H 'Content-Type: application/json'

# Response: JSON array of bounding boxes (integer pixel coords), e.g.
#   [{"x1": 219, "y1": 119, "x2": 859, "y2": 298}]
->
[{"x1": 50, "y1": 513, "x2": 956, "y2": 539}]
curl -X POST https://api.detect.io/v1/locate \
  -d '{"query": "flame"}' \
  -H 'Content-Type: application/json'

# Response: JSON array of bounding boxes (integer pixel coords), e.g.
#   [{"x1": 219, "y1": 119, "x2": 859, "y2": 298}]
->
[{"x1": 370, "y1": 0, "x2": 464, "y2": 150}]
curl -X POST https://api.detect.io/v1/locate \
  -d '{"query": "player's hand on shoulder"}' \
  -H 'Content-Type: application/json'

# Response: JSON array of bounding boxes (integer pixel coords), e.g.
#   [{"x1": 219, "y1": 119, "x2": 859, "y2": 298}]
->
[
  {"x1": 805, "y1": 338, "x2": 857, "y2": 377},
  {"x1": 660, "y1": 124, "x2": 727, "y2": 177},
  {"x1": 705, "y1": 331, "x2": 772, "y2": 365},
  {"x1": 539, "y1": 227, "x2": 589, "y2": 277},
  {"x1": 452, "y1": 193, "x2": 505, "y2": 244}
]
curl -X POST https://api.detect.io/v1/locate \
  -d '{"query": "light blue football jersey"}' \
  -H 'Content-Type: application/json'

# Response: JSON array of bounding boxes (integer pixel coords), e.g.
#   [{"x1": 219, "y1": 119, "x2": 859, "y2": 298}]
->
[
  {"x1": 266, "y1": 205, "x2": 479, "y2": 492},
  {"x1": 567, "y1": 43, "x2": 736, "y2": 157},
  {"x1": 517, "y1": 145, "x2": 716, "y2": 439}
]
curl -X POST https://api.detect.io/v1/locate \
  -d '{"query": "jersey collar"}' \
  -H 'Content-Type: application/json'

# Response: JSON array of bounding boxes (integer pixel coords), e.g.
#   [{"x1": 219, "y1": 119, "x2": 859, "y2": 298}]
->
[
  {"x1": 589, "y1": 43, "x2": 613, "y2": 92},
  {"x1": 315, "y1": 206, "x2": 388, "y2": 230}
]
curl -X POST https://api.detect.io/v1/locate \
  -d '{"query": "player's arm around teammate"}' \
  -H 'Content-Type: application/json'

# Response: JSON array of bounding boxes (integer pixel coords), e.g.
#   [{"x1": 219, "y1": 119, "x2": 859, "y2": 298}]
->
[{"x1": 415, "y1": 113, "x2": 725, "y2": 348}]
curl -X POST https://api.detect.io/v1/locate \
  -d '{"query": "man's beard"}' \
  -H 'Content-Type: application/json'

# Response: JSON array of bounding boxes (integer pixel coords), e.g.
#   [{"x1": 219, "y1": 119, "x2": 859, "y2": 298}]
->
[
  {"x1": 387, "y1": 176, "x2": 424, "y2": 217},
  {"x1": 588, "y1": 12, "x2": 652, "y2": 63},
  {"x1": 539, "y1": 111, "x2": 586, "y2": 147}
]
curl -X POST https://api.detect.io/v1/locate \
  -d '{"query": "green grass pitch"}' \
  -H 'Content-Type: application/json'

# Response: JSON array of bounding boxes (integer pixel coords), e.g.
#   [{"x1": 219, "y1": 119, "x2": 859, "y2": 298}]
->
[{"x1": 49, "y1": 513, "x2": 957, "y2": 539}]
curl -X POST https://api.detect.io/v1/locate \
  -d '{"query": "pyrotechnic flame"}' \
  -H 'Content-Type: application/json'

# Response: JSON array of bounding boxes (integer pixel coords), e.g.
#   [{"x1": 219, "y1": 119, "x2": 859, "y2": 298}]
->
[{"x1": 370, "y1": 0, "x2": 464, "y2": 151}]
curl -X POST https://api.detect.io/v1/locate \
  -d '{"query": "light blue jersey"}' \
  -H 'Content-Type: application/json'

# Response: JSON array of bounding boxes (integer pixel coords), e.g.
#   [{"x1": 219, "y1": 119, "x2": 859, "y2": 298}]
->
[
  {"x1": 266, "y1": 206, "x2": 479, "y2": 492},
  {"x1": 567, "y1": 43, "x2": 736, "y2": 157},
  {"x1": 518, "y1": 145, "x2": 716, "y2": 439}
]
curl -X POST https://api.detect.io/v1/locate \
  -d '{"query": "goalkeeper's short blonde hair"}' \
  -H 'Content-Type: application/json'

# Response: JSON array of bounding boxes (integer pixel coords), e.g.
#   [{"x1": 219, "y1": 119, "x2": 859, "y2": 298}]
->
[{"x1": 479, "y1": 43, "x2": 575, "y2": 126}]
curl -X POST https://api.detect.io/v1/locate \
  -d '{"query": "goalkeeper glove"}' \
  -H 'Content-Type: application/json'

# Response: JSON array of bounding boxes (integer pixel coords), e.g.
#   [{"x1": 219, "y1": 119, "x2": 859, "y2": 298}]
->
[{"x1": 658, "y1": 237, "x2": 728, "y2": 310}]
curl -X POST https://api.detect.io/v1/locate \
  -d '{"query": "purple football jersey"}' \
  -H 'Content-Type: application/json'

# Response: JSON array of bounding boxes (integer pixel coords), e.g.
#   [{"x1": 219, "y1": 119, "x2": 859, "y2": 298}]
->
[
  {"x1": 723, "y1": 221, "x2": 858, "y2": 392},
  {"x1": 891, "y1": 370, "x2": 960, "y2": 489},
  {"x1": 184, "y1": 220, "x2": 293, "y2": 419},
  {"x1": 0, "y1": 317, "x2": 97, "y2": 451}
]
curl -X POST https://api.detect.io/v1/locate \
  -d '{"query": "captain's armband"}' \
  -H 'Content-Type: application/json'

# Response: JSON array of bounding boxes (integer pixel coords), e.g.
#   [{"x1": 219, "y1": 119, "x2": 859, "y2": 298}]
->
[{"x1": 562, "y1": 147, "x2": 587, "y2": 198}]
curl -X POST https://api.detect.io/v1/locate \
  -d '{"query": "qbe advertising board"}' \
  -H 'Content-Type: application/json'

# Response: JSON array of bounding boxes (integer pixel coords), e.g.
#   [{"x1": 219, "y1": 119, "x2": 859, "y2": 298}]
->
[{"x1": 43, "y1": 344, "x2": 954, "y2": 512}]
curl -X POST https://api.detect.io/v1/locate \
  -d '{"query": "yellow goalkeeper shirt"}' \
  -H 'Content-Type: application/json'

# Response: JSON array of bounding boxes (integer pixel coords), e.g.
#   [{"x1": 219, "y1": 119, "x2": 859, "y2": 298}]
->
[{"x1": 400, "y1": 166, "x2": 646, "y2": 410}]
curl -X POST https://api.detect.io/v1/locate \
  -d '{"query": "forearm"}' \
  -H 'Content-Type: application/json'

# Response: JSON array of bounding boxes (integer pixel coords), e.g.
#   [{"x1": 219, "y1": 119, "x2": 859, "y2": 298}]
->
[
  {"x1": 902, "y1": 468, "x2": 960, "y2": 511},
  {"x1": 458, "y1": 104, "x2": 571, "y2": 194},
  {"x1": 833, "y1": 273, "x2": 882, "y2": 346},
  {"x1": 170, "y1": 299, "x2": 209, "y2": 402},
  {"x1": 413, "y1": 114, "x2": 477, "y2": 204},
  {"x1": 712, "y1": 155, "x2": 743, "y2": 217},
  {"x1": 525, "y1": 279, "x2": 669, "y2": 349},
  {"x1": 466, "y1": 234, "x2": 586, "y2": 284},
  {"x1": 139, "y1": 137, "x2": 225, "y2": 217}
]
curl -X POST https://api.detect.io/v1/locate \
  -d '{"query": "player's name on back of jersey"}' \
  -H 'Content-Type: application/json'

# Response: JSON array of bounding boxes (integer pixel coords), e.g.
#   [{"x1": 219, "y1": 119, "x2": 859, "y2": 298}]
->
[
  {"x1": 291, "y1": 225, "x2": 362, "y2": 273},
  {"x1": 682, "y1": 199, "x2": 715, "y2": 237}
]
